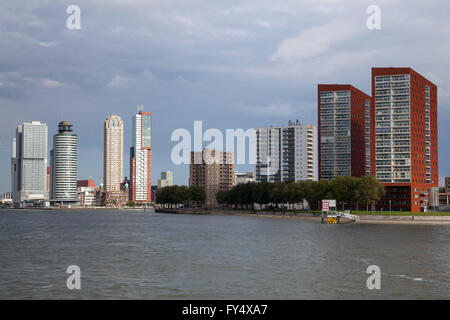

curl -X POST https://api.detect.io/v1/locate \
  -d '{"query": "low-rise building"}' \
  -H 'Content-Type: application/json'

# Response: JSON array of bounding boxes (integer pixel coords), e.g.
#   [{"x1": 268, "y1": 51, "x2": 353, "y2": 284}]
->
[
  {"x1": 234, "y1": 172, "x2": 254, "y2": 185},
  {"x1": 77, "y1": 187, "x2": 97, "y2": 207},
  {"x1": 105, "y1": 190, "x2": 129, "y2": 207}
]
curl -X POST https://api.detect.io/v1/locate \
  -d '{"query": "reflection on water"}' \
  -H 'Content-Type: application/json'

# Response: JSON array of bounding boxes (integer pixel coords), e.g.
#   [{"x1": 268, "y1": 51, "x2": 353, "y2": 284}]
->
[{"x1": 0, "y1": 209, "x2": 448, "y2": 299}]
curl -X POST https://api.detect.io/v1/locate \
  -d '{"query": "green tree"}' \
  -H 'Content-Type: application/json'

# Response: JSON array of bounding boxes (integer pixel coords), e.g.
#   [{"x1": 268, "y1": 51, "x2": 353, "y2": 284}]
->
[
  {"x1": 283, "y1": 182, "x2": 298, "y2": 210},
  {"x1": 252, "y1": 182, "x2": 273, "y2": 209},
  {"x1": 303, "y1": 180, "x2": 332, "y2": 210},
  {"x1": 355, "y1": 175, "x2": 385, "y2": 212},
  {"x1": 270, "y1": 181, "x2": 286, "y2": 209},
  {"x1": 330, "y1": 176, "x2": 359, "y2": 210},
  {"x1": 216, "y1": 190, "x2": 229, "y2": 208},
  {"x1": 189, "y1": 185, "x2": 206, "y2": 207}
]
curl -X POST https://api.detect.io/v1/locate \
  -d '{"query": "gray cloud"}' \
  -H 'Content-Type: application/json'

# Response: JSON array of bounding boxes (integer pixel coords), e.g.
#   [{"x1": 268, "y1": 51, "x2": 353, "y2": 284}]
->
[{"x1": 1, "y1": 0, "x2": 450, "y2": 190}]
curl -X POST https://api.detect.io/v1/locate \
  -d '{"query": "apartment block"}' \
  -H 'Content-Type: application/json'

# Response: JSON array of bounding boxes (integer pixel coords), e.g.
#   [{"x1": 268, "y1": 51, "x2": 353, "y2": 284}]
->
[
  {"x1": 255, "y1": 121, "x2": 316, "y2": 183},
  {"x1": 189, "y1": 148, "x2": 234, "y2": 207},
  {"x1": 157, "y1": 171, "x2": 173, "y2": 188},
  {"x1": 318, "y1": 85, "x2": 373, "y2": 180},
  {"x1": 372, "y1": 67, "x2": 438, "y2": 212},
  {"x1": 104, "y1": 115, "x2": 124, "y2": 192},
  {"x1": 129, "y1": 111, "x2": 152, "y2": 203}
]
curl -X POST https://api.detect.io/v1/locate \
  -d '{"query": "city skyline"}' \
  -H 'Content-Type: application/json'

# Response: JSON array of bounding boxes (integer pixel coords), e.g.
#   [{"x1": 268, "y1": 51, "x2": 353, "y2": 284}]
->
[{"x1": 1, "y1": 1, "x2": 450, "y2": 193}]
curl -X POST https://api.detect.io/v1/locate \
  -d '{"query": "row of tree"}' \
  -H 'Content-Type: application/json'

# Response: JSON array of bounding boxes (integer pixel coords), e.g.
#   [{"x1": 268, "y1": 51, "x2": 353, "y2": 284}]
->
[
  {"x1": 216, "y1": 176, "x2": 385, "y2": 211},
  {"x1": 155, "y1": 185, "x2": 206, "y2": 207}
]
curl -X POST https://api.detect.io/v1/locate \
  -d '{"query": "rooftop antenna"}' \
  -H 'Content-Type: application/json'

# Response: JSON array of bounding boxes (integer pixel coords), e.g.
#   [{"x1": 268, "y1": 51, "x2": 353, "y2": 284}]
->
[{"x1": 137, "y1": 105, "x2": 144, "y2": 113}]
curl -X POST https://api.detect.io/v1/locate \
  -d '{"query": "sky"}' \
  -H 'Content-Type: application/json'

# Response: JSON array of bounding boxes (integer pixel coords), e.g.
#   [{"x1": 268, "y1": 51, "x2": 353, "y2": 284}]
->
[{"x1": 1, "y1": 0, "x2": 450, "y2": 192}]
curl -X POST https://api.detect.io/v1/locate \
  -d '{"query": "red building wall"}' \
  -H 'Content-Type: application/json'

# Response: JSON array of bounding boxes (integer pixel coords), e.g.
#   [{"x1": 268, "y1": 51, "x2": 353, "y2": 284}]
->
[
  {"x1": 77, "y1": 179, "x2": 96, "y2": 188},
  {"x1": 318, "y1": 84, "x2": 372, "y2": 180},
  {"x1": 372, "y1": 67, "x2": 438, "y2": 212}
]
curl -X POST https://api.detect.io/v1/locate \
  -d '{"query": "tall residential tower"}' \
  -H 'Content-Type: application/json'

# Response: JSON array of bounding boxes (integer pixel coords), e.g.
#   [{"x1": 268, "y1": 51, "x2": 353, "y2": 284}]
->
[
  {"x1": 130, "y1": 110, "x2": 152, "y2": 203},
  {"x1": 318, "y1": 84, "x2": 373, "y2": 180},
  {"x1": 104, "y1": 115, "x2": 124, "y2": 192},
  {"x1": 372, "y1": 67, "x2": 438, "y2": 212},
  {"x1": 255, "y1": 121, "x2": 317, "y2": 182}
]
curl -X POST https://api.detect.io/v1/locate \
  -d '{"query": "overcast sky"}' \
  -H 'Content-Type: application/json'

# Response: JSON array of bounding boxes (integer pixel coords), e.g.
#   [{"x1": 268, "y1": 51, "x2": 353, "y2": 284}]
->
[{"x1": 1, "y1": 0, "x2": 450, "y2": 192}]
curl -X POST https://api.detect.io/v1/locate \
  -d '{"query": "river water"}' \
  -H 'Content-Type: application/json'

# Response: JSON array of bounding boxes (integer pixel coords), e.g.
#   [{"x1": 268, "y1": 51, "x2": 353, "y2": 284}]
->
[{"x1": 0, "y1": 209, "x2": 448, "y2": 299}]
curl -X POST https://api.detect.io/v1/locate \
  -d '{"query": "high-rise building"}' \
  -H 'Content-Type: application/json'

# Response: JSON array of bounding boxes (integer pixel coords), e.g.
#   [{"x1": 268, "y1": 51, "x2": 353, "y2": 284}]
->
[
  {"x1": 372, "y1": 67, "x2": 438, "y2": 212},
  {"x1": 445, "y1": 177, "x2": 450, "y2": 193},
  {"x1": 50, "y1": 121, "x2": 78, "y2": 205},
  {"x1": 129, "y1": 110, "x2": 152, "y2": 203},
  {"x1": 189, "y1": 148, "x2": 234, "y2": 207},
  {"x1": 318, "y1": 84, "x2": 373, "y2": 180},
  {"x1": 104, "y1": 115, "x2": 124, "y2": 192},
  {"x1": 255, "y1": 121, "x2": 316, "y2": 182},
  {"x1": 11, "y1": 121, "x2": 49, "y2": 206},
  {"x1": 46, "y1": 166, "x2": 50, "y2": 193},
  {"x1": 157, "y1": 171, "x2": 173, "y2": 188}
]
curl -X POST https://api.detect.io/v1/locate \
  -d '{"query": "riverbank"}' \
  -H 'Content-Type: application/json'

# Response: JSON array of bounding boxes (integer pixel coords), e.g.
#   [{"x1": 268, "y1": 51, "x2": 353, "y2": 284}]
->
[
  {"x1": 155, "y1": 208, "x2": 211, "y2": 215},
  {"x1": 156, "y1": 208, "x2": 450, "y2": 225},
  {"x1": 0, "y1": 207, "x2": 151, "y2": 211}
]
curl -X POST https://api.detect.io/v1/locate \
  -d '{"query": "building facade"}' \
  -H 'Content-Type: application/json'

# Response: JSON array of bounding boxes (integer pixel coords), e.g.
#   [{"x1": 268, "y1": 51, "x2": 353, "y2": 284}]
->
[
  {"x1": 77, "y1": 187, "x2": 97, "y2": 207},
  {"x1": 234, "y1": 171, "x2": 254, "y2": 185},
  {"x1": 104, "y1": 115, "x2": 124, "y2": 192},
  {"x1": 50, "y1": 121, "x2": 78, "y2": 205},
  {"x1": 445, "y1": 177, "x2": 450, "y2": 193},
  {"x1": 77, "y1": 180, "x2": 96, "y2": 188},
  {"x1": 189, "y1": 148, "x2": 234, "y2": 207},
  {"x1": 11, "y1": 121, "x2": 49, "y2": 206},
  {"x1": 255, "y1": 121, "x2": 316, "y2": 183},
  {"x1": 157, "y1": 171, "x2": 173, "y2": 188},
  {"x1": 129, "y1": 111, "x2": 152, "y2": 203},
  {"x1": 318, "y1": 84, "x2": 373, "y2": 180},
  {"x1": 372, "y1": 67, "x2": 438, "y2": 212}
]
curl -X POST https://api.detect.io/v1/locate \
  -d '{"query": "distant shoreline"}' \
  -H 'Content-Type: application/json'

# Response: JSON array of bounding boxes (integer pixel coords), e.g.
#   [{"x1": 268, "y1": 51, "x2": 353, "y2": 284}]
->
[
  {"x1": 157, "y1": 208, "x2": 450, "y2": 226},
  {"x1": 2, "y1": 207, "x2": 450, "y2": 225},
  {"x1": 225, "y1": 211, "x2": 450, "y2": 226}
]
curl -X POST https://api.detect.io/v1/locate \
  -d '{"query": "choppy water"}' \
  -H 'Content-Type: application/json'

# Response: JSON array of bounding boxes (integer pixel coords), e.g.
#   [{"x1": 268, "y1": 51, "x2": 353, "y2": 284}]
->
[{"x1": 0, "y1": 209, "x2": 448, "y2": 299}]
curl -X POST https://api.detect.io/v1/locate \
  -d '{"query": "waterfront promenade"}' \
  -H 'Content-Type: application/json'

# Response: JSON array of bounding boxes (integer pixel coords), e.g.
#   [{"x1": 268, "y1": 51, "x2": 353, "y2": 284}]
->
[{"x1": 155, "y1": 208, "x2": 450, "y2": 225}]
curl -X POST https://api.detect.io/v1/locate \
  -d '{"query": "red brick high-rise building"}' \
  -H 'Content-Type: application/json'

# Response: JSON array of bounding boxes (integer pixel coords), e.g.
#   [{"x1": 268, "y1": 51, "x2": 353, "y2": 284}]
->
[
  {"x1": 372, "y1": 67, "x2": 438, "y2": 212},
  {"x1": 318, "y1": 84, "x2": 373, "y2": 180}
]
